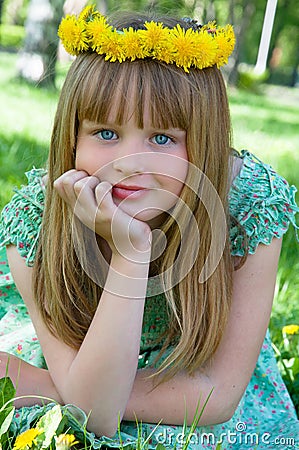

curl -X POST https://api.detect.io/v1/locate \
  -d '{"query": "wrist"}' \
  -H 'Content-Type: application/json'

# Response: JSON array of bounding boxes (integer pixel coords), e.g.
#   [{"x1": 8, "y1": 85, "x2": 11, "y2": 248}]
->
[
  {"x1": 103, "y1": 253, "x2": 150, "y2": 300},
  {"x1": 110, "y1": 250, "x2": 151, "y2": 274}
]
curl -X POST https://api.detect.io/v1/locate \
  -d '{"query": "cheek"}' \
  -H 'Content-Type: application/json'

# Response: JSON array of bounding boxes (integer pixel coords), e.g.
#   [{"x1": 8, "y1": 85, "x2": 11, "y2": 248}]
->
[
  {"x1": 156, "y1": 160, "x2": 188, "y2": 195},
  {"x1": 75, "y1": 149, "x2": 111, "y2": 176},
  {"x1": 155, "y1": 177, "x2": 185, "y2": 203},
  {"x1": 170, "y1": 179, "x2": 185, "y2": 198}
]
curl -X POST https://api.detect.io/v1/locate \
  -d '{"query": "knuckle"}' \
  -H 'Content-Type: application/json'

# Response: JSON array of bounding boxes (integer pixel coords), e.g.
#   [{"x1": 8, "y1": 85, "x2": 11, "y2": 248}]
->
[
  {"x1": 62, "y1": 174, "x2": 76, "y2": 187},
  {"x1": 95, "y1": 183, "x2": 111, "y2": 201},
  {"x1": 73, "y1": 179, "x2": 86, "y2": 191},
  {"x1": 89, "y1": 175, "x2": 100, "y2": 184},
  {"x1": 73, "y1": 181, "x2": 81, "y2": 192},
  {"x1": 96, "y1": 181, "x2": 110, "y2": 192}
]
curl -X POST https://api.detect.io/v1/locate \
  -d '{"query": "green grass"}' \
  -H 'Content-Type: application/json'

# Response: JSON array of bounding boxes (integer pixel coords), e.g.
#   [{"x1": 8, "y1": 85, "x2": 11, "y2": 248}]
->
[
  {"x1": 227, "y1": 84, "x2": 299, "y2": 324},
  {"x1": 228, "y1": 84, "x2": 299, "y2": 173},
  {"x1": 0, "y1": 51, "x2": 299, "y2": 414},
  {"x1": 229, "y1": 84, "x2": 299, "y2": 413}
]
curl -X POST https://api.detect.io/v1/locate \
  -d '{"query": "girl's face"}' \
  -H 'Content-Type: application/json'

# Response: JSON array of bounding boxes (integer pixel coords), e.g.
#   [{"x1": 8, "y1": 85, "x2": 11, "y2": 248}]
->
[{"x1": 75, "y1": 104, "x2": 188, "y2": 227}]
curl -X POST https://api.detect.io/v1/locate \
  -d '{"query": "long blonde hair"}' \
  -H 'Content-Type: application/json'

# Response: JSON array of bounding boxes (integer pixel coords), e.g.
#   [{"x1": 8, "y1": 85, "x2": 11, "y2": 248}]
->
[{"x1": 33, "y1": 13, "x2": 233, "y2": 382}]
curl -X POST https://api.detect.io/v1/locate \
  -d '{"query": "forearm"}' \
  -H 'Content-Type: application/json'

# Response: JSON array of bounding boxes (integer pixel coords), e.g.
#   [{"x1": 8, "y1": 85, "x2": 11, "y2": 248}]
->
[
  {"x1": 124, "y1": 367, "x2": 238, "y2": 428},
  {"x1": 0, "y1": 352, "x2": 63, "y2": 407},
  {"x1": 53, "y1": 253, "x2": 150, "y2": 436}
]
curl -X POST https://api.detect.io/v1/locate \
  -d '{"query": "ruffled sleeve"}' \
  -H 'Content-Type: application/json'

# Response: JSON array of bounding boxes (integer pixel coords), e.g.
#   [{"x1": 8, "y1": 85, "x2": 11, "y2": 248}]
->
[
  {"x1": 0, "y1": 168, "x2": 46, "y2": 266},
  {"x1": 229, "y1": 151, "x2": 299, "y2": 256}
]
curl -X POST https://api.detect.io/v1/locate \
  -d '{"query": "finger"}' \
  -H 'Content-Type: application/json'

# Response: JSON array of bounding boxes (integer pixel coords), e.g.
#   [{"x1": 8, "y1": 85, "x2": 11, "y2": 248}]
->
[
  {"x1": 73, "y1": 176, "x2": 101, "y2": 211},
  {"x1": 53, "y1": 169, "x2": 85, "y2": 187},
  {"x1": 95, "y1": 181, "x2": 114, "y2": 212},
  {"x1": 54, "y1": 170, "x2": 89, "y2": 205}
]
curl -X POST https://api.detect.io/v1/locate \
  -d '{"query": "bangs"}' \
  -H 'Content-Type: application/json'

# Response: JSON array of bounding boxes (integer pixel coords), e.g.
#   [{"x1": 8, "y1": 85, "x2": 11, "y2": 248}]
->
[{"x1": 75, "y1": 53, "x2": 193, "y2": 131}]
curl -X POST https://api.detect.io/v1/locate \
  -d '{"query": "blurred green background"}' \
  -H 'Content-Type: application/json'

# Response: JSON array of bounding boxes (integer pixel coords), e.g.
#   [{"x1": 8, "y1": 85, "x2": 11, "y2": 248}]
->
[{"x1": 0, "y1": 0, "x2": 298, "y2": 414}]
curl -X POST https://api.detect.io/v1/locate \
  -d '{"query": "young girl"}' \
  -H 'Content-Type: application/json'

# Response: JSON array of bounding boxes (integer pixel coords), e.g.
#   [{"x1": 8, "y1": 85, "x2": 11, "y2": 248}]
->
[{"x1": 0, "y1": 6, "x2": 298, "y2": 449}]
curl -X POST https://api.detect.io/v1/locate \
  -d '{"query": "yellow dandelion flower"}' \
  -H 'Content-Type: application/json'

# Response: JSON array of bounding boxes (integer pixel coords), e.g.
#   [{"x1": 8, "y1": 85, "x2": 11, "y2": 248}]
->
[
  {"x1": 193, "y1": 31, "x2": 218, "y2": 69},
  {"x1": 202, "y1": 21, "x2": 217, "y2": 33},
  {"x1": 214, "y1": 25, "x2": 235, "y2": 67},
  {"x1": 282, "y1": 324, "x2": 299, "y2": 335},
  {"x1": 153, "y1": 42, "x2": 173, "y2": 64},
  {"x1": 55, "y1": 433, "x2": 79, "y2": 450},
  {"x1": 139, "y1": 22, "x2": 171, "y2": 62},
  {"x1": 222, "y1": 24, "x2": 235, "y2": 46},
  {"x1": 86, "y1": 16, "x2": 112, "y2": 52},
  {"x1": 78, "y1": 5, "x2": 101, "y2": 22},
  {"x1": 13, "y1": 428, "x2": 44, "y2": 450},
  {"x1": 139, "y1": 21, "x2": 168, "y2": 50},
  {"x1": 169, "y1": 25, "x2": 197, "y2": 72},
  {"x1": 122, "y1": 27, "x2": 147, "y2": 61},
  {"x1": 58, "y1": 15, "x2": 89, "y2": 55},
  {"x1": 101, "y1": 31, "x2": 125, "y2": 62}
]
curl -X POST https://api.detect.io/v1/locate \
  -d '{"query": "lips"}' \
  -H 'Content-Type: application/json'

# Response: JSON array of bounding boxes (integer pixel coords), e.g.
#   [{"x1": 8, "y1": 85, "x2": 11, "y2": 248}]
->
[{"x1": 112, "y1": 184, "x2": 148, "y2": 200}]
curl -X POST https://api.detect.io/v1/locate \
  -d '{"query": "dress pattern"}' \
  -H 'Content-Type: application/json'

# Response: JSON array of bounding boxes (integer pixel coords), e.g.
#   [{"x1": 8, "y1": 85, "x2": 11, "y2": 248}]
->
[{"x1": 0, "y1": 151, "x2": 299, "y2": 449}]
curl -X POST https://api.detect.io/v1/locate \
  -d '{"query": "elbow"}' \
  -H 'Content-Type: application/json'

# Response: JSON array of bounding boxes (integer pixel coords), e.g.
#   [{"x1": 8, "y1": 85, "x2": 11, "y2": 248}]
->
[
  {"x1": 61, "y1": 393, "x2": 121, "y2": 438},
  {"x1": 86, "y1": 414, "x2": 119, "y2": 438},
  {"x1": 202, "y1": 399, "x2": 239, "y2": 426},
  {"x1": 217, "y1": 405, "x2": 237, "y2": 424},
  {"x1": 62, "y1": 400, "x2": 120, "y2": 438},
  {"x1": 59, "y1": 386, "x2": 123, "y2": 438},
  {"x1": 212, "y1": 388, "x2": 244, "y2": 425},
  {"x1": 197, "y1": 379, "x2": 243, "y2": 426}
]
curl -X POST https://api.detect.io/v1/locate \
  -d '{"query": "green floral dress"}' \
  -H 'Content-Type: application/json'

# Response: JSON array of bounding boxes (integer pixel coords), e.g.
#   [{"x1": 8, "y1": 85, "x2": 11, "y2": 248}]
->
[{"x1": 0, "y1": 151, "x2": 299, "y2": 449}]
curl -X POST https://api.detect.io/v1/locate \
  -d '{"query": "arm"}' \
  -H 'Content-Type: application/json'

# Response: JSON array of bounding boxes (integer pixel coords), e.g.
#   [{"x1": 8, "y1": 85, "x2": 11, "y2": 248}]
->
[
  {"x1": 5, "y1": 170, "x2": 152, "y2": 437},
  {"x1": 6, "y1": 244, "x2": 150, "y2": 436},
  {"x1": 5, "y1": 165, "x2": 282, "y2": 434},
  {"x1": 6, "y1": 237, "x2": 281, "y2": 435},
  {"x1": 123, "y1": 237, "x2": 282, "y2": 426}
]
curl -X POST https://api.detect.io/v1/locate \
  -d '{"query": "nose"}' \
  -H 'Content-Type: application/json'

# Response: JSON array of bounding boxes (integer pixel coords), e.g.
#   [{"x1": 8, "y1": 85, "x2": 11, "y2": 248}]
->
[{"x1": 112, "y1": 142, "x2": 146, "y2": 175}]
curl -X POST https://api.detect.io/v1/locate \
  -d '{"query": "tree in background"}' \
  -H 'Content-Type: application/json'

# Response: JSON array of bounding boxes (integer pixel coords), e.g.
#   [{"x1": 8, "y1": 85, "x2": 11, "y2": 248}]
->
[
  {"x1": 63, "y1": 0, "x2": 87, "y2": 14},
  {"x1": 0, "y1": 0, "x2": 4, "y2": 23},
  {"x1": 226, "y1": 0, "x2": 256, "y2": 85},
  {"x1": 17, "y1": 0, "x2": 64, "y2": 87},
  {"x1": 233, "y1": 0, "x2": 298, "y2": 87},
  {"x1": 3, "y1": 0, "x2": 27, "y2": 24},
  {"x1": 0, "y1": 0, "x2": 4, "y2": 43},
  {"x1": 267, "y1": 0, "x2": 299, "y2": 86}
]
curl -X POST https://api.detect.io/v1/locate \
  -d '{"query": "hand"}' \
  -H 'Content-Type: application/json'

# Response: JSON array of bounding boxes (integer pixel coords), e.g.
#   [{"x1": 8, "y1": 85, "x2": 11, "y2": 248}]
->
[{"x1": 53, "y1": 170, "x2": 152, "y2": 260}]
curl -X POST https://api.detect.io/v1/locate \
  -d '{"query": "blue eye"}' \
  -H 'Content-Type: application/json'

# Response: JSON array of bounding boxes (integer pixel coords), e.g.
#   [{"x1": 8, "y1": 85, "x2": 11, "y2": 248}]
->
[
  {"x1": 153, "y1": 134, "x2": 171, "y2": 145},
  {"x1": 98, "y1": 130, "x2": 117, "y2": 140}
]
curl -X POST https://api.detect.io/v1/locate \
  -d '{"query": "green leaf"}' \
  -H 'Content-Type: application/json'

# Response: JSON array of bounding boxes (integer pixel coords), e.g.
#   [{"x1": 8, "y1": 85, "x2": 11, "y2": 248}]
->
[
  {"x1": 36, "y1": 404, "x2": 62, "y2": 448},
  {"x1": 290, "y1": 357, "x2": 299, "y2": 377},
  {"x1": 156, "y1": 445, "x2": 167, "y2": 450},
  {"x1": 0, "y1": 377, "x2": 16, "y2": 410},
  {"x1": 0, "y1": 406, "x2": 15, "y2": 435},
  {"x1": 0, "y1": 377, "x2": 16, "y2": 441}
]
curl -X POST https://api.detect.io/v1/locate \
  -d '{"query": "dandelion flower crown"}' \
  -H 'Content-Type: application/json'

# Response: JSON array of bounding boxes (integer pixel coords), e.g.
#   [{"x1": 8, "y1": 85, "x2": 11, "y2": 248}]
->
[{"x1": 58, "y1": 5, "x2": 235, "y2": 73}]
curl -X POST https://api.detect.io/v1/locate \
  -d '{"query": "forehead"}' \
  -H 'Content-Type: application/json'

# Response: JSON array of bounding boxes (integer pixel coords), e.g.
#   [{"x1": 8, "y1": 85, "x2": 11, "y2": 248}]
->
[{"x1": 76, "y1": 57, "x2": 192, "y2": 130}]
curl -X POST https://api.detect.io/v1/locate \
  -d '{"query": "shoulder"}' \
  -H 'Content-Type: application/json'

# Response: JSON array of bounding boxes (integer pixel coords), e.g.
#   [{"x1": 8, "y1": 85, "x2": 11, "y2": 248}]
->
[
  {"x1": 0, "y1": 168, "x2": 47, "y2": 266},
  {"x1": 229, "y1": 150, "x2": 299, "y2": 256}
]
